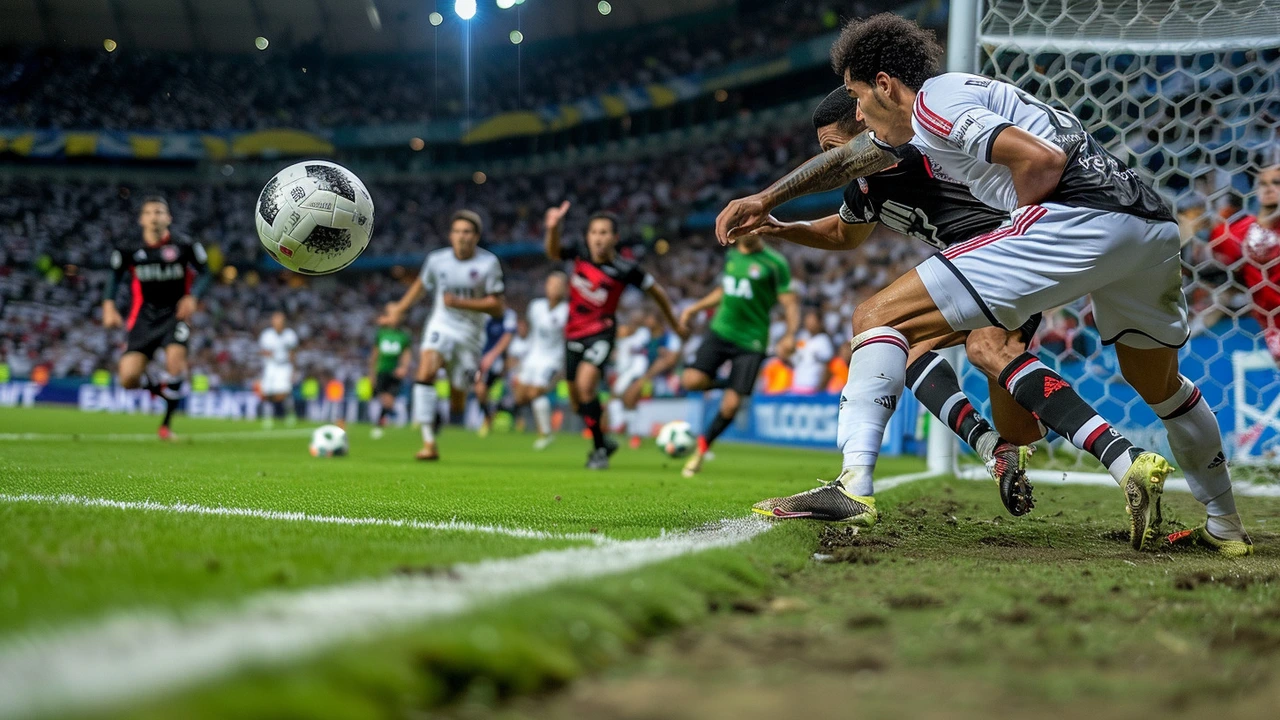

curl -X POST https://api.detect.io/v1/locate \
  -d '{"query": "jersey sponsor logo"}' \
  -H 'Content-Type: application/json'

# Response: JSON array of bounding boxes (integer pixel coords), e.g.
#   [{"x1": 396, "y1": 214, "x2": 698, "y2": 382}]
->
[
  {"x1": 964, "y1": 78, "x2": 992, "y2": 87},
  {"x1": 133, "y1": 263, "x2": 186, "y2": 282},
  {"x1": 723, "y1": 276, "x2": 754, "y2": 299},
  {"x1": 379, "y1": 339, "x2": 404, "y2": 354},
  {"x1": 879, "y1": 200, "x2": 943, "y2": 249},
  {"x1": 570, "y1": 274, "x2": 610, "y2": 306},
  {"x1": 952, "y1": 111, "x2": 988, "y2": 146}
]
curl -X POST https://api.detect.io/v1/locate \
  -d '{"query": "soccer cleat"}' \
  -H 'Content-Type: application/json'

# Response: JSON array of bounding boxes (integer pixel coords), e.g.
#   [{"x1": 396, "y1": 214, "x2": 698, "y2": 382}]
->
[
  {"x1": 751, "y1": 479, "x2": 878, "y2": 526},
  {"x1": 415, "y1": 443, "x2": 439, "y2": 461},
  {"x1": 987, "y1": 442, "x2": 1034, "y2": 516},
  {"x1": 1167, "y1": 525, "x2": 1255, "y2": 557},
  {"x1": 681, "y1": 450, "x2": 705, "y2": 478},
  {"x1": 477, "y1": 420, "x2": 491, "y2": 439},
  {"x1": 157, "y1": 425, "x2": 173, "y2": 441},
  {"x1": 585, "y1": 447, "x2": 611, "y2": 470},
  {"x1": 1121, "y1": 450, "x2": 1173, "y2": 551},
  {"x1": 370, "y1": 427, "x2": 384, "y2": 440},
  {"x1": 533, "y1": 435, "x2": 554, "y2": 451}
]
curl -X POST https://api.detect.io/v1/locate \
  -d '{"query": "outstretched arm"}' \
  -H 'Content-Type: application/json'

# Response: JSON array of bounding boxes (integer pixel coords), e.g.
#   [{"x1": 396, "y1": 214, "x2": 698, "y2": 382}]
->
[
  {"x1": 775, "y1": 291, "x2": 801, "y2": 360},
  {"x1": 544, "y1": 201, "x2": 570, "y2": 260},
  {"x1": 679, "y1": 286, "x2": 724, "y2": 327},
  {"x1": 743, "y1": 214, "x2": 875, "y2": 252},
  {"x1": 715, "y1": 132, "x2": 899, "y2": 245},
  {"x1": 646, "y1": 283, "x2": 688, "y2": 339},
  {"x1": 381, "y1": 278, "x2": 425, "y2": 325},
  {"x1": 445, "y1": 293, "x2": 504, "y2": 318}
]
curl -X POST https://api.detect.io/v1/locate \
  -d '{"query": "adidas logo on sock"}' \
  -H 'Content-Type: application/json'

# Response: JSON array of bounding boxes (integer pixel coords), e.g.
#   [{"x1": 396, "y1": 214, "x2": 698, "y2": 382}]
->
[
  {"x1": 1043, "y1": 377, "x2": 1068, "y2": 398},
  {"x1": 874, "y1": 395, "x2": 898, "y2": 411},
  {"x1": 1207, "y1": 451, "x2": 1225, "y2": 470}
]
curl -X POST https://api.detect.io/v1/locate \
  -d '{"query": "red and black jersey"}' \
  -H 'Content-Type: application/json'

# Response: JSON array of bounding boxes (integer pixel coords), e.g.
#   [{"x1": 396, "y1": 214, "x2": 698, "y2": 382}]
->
[
  {"x1": 558, "y1": 238, "x2": 654, "y2": 340},
  {"x1": 105, "y1": 232, "x2": 211, "y2": 329},
  {"x1": 1212, "y1": 214, "x2": 1280, "y2": 329}
]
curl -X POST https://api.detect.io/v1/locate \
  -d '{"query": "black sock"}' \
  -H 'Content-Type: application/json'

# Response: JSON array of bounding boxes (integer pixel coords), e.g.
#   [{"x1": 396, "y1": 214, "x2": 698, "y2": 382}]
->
[
  {"x1": 580, "y1": 398, "x2": 607, "y2": 450},
  {"x1": 162, "y1": 397, "x2": 178, "y2": 428},
  {"x1": 906, "y1": 352, "x2": 997, "y2": 453},
  {"x1": 998, "y1": 352, "x2": 1134, "y2": 472},
  {"x1": 702, "y1": 413, "x2": 735, "y2": 448}
]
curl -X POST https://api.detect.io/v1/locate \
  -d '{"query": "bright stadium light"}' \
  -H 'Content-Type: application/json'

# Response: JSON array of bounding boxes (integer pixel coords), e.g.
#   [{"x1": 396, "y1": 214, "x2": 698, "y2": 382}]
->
[
  {"x1": 455, "y1": 0, "x2": 476, "y2": 20},
  {"x1": 254, "y1": 36, "x2": 270, "y2": 50},
  {"x1": 497, "y1": 0, "x2": 516, "y2": 9},
  {"x1": 509, "y1": 30, "x2": 523, "y2": 44},
  {"x1": 598, "y1": 1, "x2": 611, "y2": 15},
  {"x1": 429, "y1": 11, "x2": 443, "y2": 26},
  {"x1": 103, "y1": 39, "x2": 117, "y2": 52}
]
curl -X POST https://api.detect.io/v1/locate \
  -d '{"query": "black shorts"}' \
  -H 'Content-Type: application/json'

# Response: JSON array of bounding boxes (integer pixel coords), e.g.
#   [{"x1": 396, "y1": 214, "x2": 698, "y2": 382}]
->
[
  {"x1": 126, "y1": 308, "x2": 190, "y2": 359},
  {"x1": 374, "y1": 371, "x2": 402, "y2": 396},
  {"x1": 690, "y1": 331, "x2": 765, "y2": 396},
  {"x1": 1017, "y1": 313, "x2": 1044, "y2": 346},
  {"x1": 565, "y1": 329, "x2": 616, "y2": 382}
]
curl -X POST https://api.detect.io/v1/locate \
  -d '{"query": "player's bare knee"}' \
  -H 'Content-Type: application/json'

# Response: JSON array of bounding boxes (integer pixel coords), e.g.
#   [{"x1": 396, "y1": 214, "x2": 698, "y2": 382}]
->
[
  {"x1": 965, "y1": 332, "x2": 1020, "y2": 378},
  {"x1": 680, "y1": 368, "x2": 707, "y2": 391}
]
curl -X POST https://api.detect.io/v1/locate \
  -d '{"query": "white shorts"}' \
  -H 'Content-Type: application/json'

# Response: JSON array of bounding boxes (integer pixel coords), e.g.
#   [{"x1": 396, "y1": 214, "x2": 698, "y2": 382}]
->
[
  {"x1": 917, "y1": 203, "x2": 1189, "y2": 349},
  {"x1": 261, "y1": 364, "x2": 293, "y2": 395},
  {"x1": 517, "y1": 353, "x2": 562, "y2": 389},
  {"x1": 421, "y1": 323, "x2": 481, "y2": 388},
  {"x1": 611, "y1": 363, "x2": 649, "y2": 396}
]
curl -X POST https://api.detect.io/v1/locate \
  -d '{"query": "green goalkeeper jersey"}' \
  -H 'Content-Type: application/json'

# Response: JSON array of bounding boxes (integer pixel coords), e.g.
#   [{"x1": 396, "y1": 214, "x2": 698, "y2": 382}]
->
[
  {"x1": 709, "y1": 245, "x2": 792, "y2": 353},
  {"x1": 374, "y1": 327, "x2": 412, "y2": 374}
]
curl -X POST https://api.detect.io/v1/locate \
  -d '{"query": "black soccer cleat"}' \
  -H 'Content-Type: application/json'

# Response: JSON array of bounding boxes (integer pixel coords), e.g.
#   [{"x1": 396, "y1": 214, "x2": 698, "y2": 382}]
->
[{"x1": 988, "y1": 442, "x2": 1034, "y2": 516}]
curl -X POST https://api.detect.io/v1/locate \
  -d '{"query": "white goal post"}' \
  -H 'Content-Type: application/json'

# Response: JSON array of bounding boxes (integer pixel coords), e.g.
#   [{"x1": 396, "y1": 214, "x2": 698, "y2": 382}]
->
[{"x1": 925, "y1": 0, "x2": 1280, "y2": 483}]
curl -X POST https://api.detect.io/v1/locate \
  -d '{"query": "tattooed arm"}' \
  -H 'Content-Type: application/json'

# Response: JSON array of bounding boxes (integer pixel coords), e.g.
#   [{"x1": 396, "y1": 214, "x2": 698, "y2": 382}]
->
[{"x1": 714, "y1": 131, "x2": 899, "y2": 246}]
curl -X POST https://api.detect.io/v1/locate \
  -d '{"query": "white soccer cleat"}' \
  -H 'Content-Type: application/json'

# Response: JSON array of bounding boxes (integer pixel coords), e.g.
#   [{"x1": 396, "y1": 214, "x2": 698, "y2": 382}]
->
[{"x1": 533, "y1": 435, "x2": 555, "y2": 451}]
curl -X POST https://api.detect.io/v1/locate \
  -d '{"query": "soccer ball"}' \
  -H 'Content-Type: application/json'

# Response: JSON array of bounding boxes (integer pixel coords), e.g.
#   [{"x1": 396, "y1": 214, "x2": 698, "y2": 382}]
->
[
  {"x1": 657, "y1": 420, "x2": 696, "y2": 458},
  {"x1": 255, "y1": 160, "x2": 374, "y2": 275},
  {"x1": 309, "y1": 424, "x2": 349, "y2": 457}
]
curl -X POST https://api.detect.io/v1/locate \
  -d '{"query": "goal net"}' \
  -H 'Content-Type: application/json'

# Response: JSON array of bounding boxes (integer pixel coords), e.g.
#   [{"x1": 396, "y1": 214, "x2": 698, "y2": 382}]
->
[{"x1": 944, "y1": 0, "x2": 1280, "y2": 483}]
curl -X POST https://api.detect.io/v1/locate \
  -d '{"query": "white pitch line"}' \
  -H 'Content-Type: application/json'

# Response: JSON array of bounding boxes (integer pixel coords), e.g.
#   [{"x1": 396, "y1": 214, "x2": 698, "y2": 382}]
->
[
  {"x1": 0, "y1": 428, "x2": 314, "y2": 442},
  {"x1": 0, "y1": 493, "x2": 610, "y2": 545},
  {"x1": 0, "y1": 517, "x2": 771, "y2": 720}
]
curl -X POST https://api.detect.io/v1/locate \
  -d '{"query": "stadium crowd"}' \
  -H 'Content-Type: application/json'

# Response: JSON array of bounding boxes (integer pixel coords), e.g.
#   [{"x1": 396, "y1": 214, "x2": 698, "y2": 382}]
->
[{"x1": 0, "y1": 0, "x2": 867, "y2": 131}]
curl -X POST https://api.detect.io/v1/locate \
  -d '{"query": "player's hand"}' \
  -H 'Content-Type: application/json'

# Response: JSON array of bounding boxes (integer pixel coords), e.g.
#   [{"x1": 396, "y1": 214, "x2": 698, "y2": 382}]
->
[
  {"x1": 101, "y1": 304, "x2": 123, "y2": 329},
  {"x1": 716, "y1": 193, "x2": 771, "y2": 246},
  {"x1": 479, "y1": 353, "x2": 496, "y2": 374},
  {"x1": 544, "y1": 201, "x2": 570, "y2": 230},
  {"x1": 742, "y1": 214, "x2": 797, "y2": 238},
  {"x1": 678, "y1": 306, "x2": 697, "y2": 330},
  {"x1": 394, "y1": 366, "x2": 408, "y2": 380},
  {"x1": 378, "y1": 305, "x2": 404, "y2": 326},
  {"x1": 442, "y1": 293, "x2": 461, "y2": 309},
  {"x1": 775, "y1": 335, "x2": 797, "y2": 361},
  {"x1": 176, "y1": 295, "x2": 197, "y2": 321},
  {"x1": 674, "y1": 320, "x2": 691, "y2": 341}
]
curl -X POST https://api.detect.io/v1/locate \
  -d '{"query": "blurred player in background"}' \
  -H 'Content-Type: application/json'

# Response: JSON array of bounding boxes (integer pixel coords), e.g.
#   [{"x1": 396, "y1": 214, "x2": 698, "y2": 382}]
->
[
  {"x1": 368, "y1": 303, "x2": 413, "y2": 439},
  {"x1": 791, "y1": 309, "x2": 834, "y2": 394},
  {"x1": 383, "y1": 210, "x2": 505, "y2": 461},
  {"x1": 513, "y1": 272, "x2": 569, "y2": 449},
  {"x1": 544, "y1": 201, "x2": 687, "y2": 469},
  {"x1": 474, "y1": 305, "x2": 518, "y2": 437},
  {"x1": 1211, "y1": 163, "x2": 1280, "y2": 364},
  {"x1": 678, "y1": 232, "x2": 798, "y2": 477},
  {"x1": 258, "y1": 310, "x2": 298, "y2": 429},
  {"x1": 609, "y1": 311, "x2": 683, "y2": 448},
  {"x1": 101, "y1": 196, "x2": 210, "y2": 440}
]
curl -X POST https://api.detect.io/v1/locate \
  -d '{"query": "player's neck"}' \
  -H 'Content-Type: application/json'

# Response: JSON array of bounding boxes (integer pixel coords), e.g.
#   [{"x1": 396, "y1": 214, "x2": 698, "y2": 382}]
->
[
  {"x1": 590, "y1": 249, "x2": 615, "y2": 264},
  {"x1": 142, "y1": 229, "x2": 168, "y2": 246},
  {"x1": 1260, "y1": 205, "x2": 1279, "y2": 228},
  {"x1": 453, "y1": 247, "x2": 475, "y2": 261}
]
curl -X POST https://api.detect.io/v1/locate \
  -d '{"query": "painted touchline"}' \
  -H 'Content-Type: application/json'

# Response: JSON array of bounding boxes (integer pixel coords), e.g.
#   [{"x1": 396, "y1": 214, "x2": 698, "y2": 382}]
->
[{"x1": 0, "y1": 517, "x2": 772, "y2": 720}]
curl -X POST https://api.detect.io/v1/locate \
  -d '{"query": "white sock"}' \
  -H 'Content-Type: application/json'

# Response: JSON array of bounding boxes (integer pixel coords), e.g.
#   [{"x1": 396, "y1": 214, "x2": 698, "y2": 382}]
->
[
  {"x1": 837, "y1": 327, "x2": 909, "y2": 494},
  {"x1": 531, "y1": 395, "x2": 552, "y2": 436},
  {"x1": 1152, "y1": 376, "x2": 1239, "y2": 530},
  {"x1": 607, "y1": 398, "x2": 624, "y2": 433},
  {"x1": 414, "y1": 382, "x2": 437, "y2": 444},
  {"x1": 624, "y1": 408, "x2": 640, "y2": 437}
]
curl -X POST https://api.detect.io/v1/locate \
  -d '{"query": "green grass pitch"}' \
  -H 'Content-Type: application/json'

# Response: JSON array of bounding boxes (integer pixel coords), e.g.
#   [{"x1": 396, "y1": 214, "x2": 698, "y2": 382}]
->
[{"x1": 1, "y1": 406, "x2": 1278, "y2": 719}]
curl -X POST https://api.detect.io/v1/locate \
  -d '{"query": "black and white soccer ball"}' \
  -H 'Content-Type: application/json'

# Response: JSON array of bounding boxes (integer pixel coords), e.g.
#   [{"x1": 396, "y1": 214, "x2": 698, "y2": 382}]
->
[
  {"x1": 255, "y1": 160, "x2": 374, "y2": 275},
  {"x1": 309, "y1": 424, "x2": 349, "y2": 457}
]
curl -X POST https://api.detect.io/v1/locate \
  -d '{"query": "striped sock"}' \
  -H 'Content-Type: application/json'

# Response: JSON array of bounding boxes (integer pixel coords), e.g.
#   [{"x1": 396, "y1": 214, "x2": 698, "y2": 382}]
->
[{"x1": 906, "y1": 351, "x2": 999, "y2": 462}]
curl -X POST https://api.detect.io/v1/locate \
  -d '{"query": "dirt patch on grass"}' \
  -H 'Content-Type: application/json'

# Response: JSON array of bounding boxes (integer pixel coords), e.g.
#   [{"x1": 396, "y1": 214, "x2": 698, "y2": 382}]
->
[
  {"x1": 1173, "y1": 571, "x2": 1276, "y2": 591},
  {"x1": 1037, "y1": 593, "x2": 1073, "y2": 607},
  {"x1": 818, "y1": 526, "x2": 897, "y2": 550},
  {"x1": 885, "y1": 592, "x2": 944, "y2": 610},
  {"x1": 1210, "y1": 626, "x2": 1280, "y2": 655}
]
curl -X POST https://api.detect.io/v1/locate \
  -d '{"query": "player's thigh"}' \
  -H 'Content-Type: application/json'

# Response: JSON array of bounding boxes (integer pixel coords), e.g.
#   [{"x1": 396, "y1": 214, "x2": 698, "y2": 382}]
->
[
  {"x1": 988, "y1": 376, "x2": 1046, "y2": 445},
  {"x1": 683, "y1": 335, "x2": 729, "y2": 390},
  {"x1": 852, "y1": 269, "x2": 953, "y2": 346},
  {"x1": 117, "y1": 352, "x2": 149, "y2": 386},
  {"x1": 1114, "y1": 344, "x2": 1182, "y2": 405},
  {"x1": 417, "y1": 349, "x2": 445, "y2": 381},
  {"x1": 726, "y1": 349, "x2": 765, "y2": 399},
  {"x1": 1090, "y1": 223, "x2": 1189, "y2": 351},
  {"x1": 906, "y1": 331, "x2": 967, "y2": 367}
]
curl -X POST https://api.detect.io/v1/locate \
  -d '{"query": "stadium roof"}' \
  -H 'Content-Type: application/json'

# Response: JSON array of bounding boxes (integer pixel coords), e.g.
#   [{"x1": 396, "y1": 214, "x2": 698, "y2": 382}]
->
[{"x1": 1, "y1": 0, "x2": 734, "y2": 54}]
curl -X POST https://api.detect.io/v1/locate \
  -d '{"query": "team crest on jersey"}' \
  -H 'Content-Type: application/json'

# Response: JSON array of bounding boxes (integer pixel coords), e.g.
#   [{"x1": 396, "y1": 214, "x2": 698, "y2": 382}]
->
[
  {"x1": 160, "y1": 246, "x2": 179, "y2": 263},
  {"x1": 747, "y1": 264, "x2": 761, "y2": 279},
  {"x1": 857, "y1": 178, "x2": 869, "y2": 194},
  {"x1": 469, "y1": 268, "x2": 479, "y2": 279}
]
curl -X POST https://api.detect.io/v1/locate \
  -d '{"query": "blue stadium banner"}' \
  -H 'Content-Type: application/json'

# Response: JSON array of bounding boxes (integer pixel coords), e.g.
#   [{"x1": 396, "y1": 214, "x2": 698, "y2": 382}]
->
[{"x1": 707, "y1": 391, "x2": 923, "y2": 455}]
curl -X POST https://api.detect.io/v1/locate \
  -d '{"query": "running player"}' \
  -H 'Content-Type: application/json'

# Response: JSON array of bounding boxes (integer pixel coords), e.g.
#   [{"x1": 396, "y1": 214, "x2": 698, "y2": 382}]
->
[
  {"x1": 474, "y1": 306, "x2": 518, "y2": 437},
  {"x1": 258, "y1": 311, "x2": 298, "y2": 429},
  {"x1": 513, "y1": 272, "x2": 569, "y2": 450},
  {"x1": 368, "y1": 303, "x2": 413, "y2": 438},
  {"x1": 609, "y1": 311, "x2": 683, "y2": 448},
  {"x1": 544, "y1": 201, "x2": 687, "y2": 469},
  {"x1": 678, "y1": 232, "x2": 799, "y2": 477},
  {"x1": 383, "y1": 210, "x2": 505, "y2": 461},
  {"x1": 723, "y1": 15, "x2": 1248, "y2": 554},
  {"x1": 101, "y1": 196, "x2": 210, "y2": 439}
]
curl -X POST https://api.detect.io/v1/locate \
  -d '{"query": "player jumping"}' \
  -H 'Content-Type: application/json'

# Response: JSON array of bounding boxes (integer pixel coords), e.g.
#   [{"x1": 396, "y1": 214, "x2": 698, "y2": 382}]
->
[
  {"x1": 544, "y1": 201, "x2": 687, "y2": 469},
  {"x1": 678, "y1": 232, "x2": 799, "y2": 478},
  {"x1": 513, "y1": 272, "x2": 570, "y2": 450},
  {"x1": 258, "y1": 311, "x2": 298, "y2": 429},
  {"x1": 101, "y1": 196, "x2": 210, "y2": 440},
  {"x1": 368, "y1": 303, "x2": 413, "y2": 438},
  {"x1": 383, "y1": 210, "x2": 505, "y2": 461},
  {"x1": 721, "y1": 15, "x2": 1249, "y2": 554}
]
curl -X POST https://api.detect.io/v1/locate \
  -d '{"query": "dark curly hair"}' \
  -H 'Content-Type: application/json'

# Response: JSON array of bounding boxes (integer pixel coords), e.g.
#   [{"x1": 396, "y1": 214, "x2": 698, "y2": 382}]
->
[
  {"x1": 812, "y1": 87, "x2": 865, "y2": 137},
  {"x1": 830, "y1": 13, "x2": 943, "y2": 92}
]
